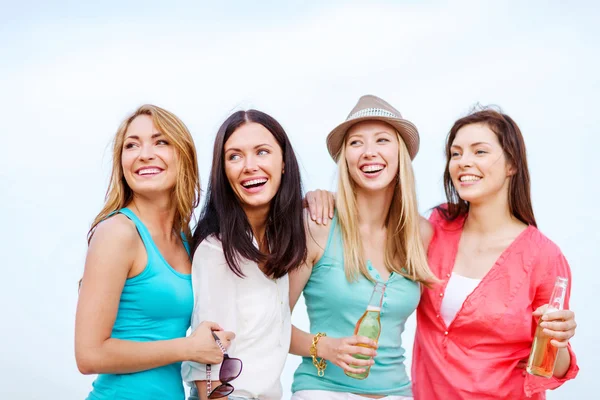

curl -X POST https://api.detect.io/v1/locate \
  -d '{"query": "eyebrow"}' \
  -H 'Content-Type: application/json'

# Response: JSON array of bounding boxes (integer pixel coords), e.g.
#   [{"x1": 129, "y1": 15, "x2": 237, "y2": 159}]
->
[
  {"x1": 225, "y1": 143, "x2": 274, "y2": 153},
  {"x1": 125, "y1": 133, "x2": 163, "y2": 140},
  {"x1": 451, "y1": 141, "x2": 492, "y2": 148},
  {"x1": 347, "y1": 130, "x2": 394, "y2": 139}
]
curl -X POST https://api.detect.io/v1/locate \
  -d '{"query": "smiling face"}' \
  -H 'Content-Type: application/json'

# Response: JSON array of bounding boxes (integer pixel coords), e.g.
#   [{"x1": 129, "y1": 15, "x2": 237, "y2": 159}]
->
[
  {"x1": 449, "y1": 122, "x2": 515, "y2": 205},
  {"x1": 344, "y1": 120, "x2": 400, "y2": 193},
  {"x1": 121, "y1": 114, "x2": 178, "y2": 197},
  {"x1": 224, "y1": 122, "x2": 284, "y2": 214}
]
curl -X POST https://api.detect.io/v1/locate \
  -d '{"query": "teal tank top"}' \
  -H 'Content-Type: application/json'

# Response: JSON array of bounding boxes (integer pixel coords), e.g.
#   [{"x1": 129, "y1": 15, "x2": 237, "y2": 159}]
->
[
  {"x1": 87, "y1": 208, "x2": 193, "y2": 400},
  {"x1": 292, "y1": 215, "x2": 420, "y2": 396}
]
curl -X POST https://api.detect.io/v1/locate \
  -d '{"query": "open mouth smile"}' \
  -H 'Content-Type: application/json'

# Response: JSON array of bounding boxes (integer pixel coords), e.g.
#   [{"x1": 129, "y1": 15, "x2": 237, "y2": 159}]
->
[{"x1": 240, "y1": 177, "x2": 268, "y2": 193}]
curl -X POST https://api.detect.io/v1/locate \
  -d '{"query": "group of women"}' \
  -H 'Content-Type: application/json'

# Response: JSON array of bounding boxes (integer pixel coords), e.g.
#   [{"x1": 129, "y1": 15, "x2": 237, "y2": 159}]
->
[{"x1": 75, "y1": 95, "x2": 579, "y2": 400}]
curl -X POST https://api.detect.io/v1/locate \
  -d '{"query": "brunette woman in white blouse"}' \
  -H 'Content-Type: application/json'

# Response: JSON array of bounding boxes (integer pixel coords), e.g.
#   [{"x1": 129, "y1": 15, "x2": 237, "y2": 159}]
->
[{"x1": 182, "y1": 110, "x2": 307, "y2": 400}]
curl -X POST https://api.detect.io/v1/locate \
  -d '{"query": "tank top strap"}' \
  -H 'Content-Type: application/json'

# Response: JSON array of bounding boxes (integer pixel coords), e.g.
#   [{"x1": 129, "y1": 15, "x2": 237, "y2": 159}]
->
[
  {"x1": 326, "y1": 214, "x2": 340, "y2": 250},
  {"x1": 181, "y1": 233, "x2": 191, "y2": 258},
  {"x1": 316, "y1": 213, "x2": 344, "y2": 266},
  {"x1": 118, "y1": 207, "x2": 160, "y2": 256}
]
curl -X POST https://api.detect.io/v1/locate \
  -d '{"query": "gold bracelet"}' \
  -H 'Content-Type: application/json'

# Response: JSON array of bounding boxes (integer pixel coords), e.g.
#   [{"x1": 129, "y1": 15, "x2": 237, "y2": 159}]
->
[{"x1": 310, "y1": 332, "x2": 327, "y2": 377}]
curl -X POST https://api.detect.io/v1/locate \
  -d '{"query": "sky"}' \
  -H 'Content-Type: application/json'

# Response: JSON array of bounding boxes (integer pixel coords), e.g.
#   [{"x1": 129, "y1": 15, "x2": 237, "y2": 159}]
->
[{"x1": 1, "y1": 1, "x2": 598, "y2": 399}]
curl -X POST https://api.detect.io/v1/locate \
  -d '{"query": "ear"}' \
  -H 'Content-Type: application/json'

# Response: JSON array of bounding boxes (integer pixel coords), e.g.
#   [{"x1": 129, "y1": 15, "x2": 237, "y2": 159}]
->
[
  {"x1": 507, "y1": 162, "x2": 517, "y2": 177},
  {"x1": 282, "y1": 161, "x2": 285, "y2": 174}
]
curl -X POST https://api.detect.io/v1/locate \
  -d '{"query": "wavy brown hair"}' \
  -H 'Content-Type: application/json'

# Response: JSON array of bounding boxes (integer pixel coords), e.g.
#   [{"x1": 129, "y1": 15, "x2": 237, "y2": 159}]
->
[
  {"x1": 437, "y1": 106, "x2": 536, "y2": 227},
  {"x1": 88, "y1": 104, "x2": 200, "y2": 243}
]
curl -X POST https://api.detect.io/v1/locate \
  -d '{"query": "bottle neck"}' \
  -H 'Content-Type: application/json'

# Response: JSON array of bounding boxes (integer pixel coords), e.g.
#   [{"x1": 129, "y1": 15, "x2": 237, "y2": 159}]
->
[
  {"x1": 367, "y1": 282, "x2": 386, "y2": 310},
  {"x1": 548, "y1": 283, "x2": 567, "y2": 311}
]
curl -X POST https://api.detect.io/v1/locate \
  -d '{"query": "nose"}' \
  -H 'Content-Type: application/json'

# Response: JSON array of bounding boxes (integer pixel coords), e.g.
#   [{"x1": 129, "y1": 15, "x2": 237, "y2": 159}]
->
[
  {"x1": 457, "y1": 152, "x2": 473, "y2": 169},
  {"x1": 363, "y1": 142, "x2": 378, "y2": 159},
  {"x1": 139, "y1": 143, "x2": 156, "y2": 161},
  {"x1": 243, "y1": 155, "x2": 259, "y2": 173}
]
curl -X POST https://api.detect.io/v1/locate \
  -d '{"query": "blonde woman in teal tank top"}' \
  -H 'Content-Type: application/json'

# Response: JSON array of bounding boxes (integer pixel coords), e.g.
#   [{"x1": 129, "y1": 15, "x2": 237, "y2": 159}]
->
[
  {"x1": 289, "y1": 95, "x2": 437, "y2": 400},
  {"x1": 75, "y1": 105, "x2": 234, "y2": 400}
]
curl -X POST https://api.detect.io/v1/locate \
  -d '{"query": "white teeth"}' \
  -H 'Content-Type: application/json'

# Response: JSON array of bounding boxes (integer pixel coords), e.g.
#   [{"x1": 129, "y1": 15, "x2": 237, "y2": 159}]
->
[
  {"x1": 361, "y1": 165, "x2": 384, "y2": 173},
  {"x1": 460, "y1": 175, "x2": 481, "y2": 182},
  {"x1": 138, "y1": 168, "x2": 161, "y2": 175},
  {"x1": 242, "y1": 178, "x2": 267, "y2": 187}
]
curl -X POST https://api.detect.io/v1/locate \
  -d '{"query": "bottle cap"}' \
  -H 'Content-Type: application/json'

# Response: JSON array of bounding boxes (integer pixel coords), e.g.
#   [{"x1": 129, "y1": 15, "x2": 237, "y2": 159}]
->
[{"x1": 555, "y1": 276, "x2": 568, "y2": 287}]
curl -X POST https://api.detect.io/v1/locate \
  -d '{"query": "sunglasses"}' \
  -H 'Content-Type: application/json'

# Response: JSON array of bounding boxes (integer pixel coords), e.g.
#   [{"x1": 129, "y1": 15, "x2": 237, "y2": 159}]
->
[{"x1": 206, "y1": 331, "x2": 243, "y2": 399}]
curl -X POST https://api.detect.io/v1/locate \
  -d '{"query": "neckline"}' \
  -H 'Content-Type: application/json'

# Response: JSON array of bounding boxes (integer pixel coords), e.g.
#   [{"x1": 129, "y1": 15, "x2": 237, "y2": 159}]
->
[
  {"x1": 450, "y1": 272, "x2": 482, "y2": 283},
  {"x1": 438, "y1": 220, "x2": 535, "y2": 331},
  {"x1": 450, "y1": 223, "x2": 533, "y2": 282},
  {"x1": 123, "y1": 207, "x2": 191, "y2": 279},
  {"x1": 367, "y1": 260, "x2": 395, "y2": 283},
  {"x1": 440, "y1": 222, "x2": 533, "y2": 331}
]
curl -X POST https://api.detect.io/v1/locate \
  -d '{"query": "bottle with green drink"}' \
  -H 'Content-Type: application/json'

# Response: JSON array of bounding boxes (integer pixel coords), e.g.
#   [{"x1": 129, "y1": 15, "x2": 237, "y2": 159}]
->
[{"x1": 345, "y1": 282, "x2": 386, "y2": 380}]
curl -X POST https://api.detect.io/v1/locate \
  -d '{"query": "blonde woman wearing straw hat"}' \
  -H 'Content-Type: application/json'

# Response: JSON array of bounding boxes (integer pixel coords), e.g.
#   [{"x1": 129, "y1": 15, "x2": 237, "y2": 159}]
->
[{"x1": 288, "y1": 95, "x2": 437, "y2": 400}]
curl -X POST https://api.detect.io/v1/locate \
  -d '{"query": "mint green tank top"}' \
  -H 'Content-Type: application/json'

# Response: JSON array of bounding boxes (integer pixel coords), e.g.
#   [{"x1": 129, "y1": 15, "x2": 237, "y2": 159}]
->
[
  {"x1": 292, "y1": 215, "x2": 420, "y2": 396},
  {"x1": 87, "y1": 208, "x2": 193, "y2": 400}
]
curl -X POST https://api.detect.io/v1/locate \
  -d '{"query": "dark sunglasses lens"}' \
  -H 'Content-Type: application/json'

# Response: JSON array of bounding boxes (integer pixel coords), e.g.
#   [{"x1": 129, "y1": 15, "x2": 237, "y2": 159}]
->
[
  {"x1": 220, "y1": 358, "x2": 242, "y2": 382},
  {"x1": 208, "y1": 383, "x2": 234, "y2": 399}
]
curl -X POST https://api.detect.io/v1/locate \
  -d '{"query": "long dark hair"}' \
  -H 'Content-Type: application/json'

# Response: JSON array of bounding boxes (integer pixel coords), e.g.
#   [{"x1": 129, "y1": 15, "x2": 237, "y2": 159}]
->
[
  {"x1": 437, "y1": 106, "x2": 537, "y2": 227},
  {"x1": 192, "y1": 110, "x2": 307, "y2": 279}
]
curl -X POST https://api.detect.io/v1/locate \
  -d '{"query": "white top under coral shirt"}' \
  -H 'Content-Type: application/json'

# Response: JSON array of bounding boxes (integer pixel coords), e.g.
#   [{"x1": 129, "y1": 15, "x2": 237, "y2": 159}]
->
[
  {"x1": 181, "y1": 235, "x2": 291, "y2": 400},
  {"x1": 440, "y1": 272, "x2": 482, "y2": 326}
]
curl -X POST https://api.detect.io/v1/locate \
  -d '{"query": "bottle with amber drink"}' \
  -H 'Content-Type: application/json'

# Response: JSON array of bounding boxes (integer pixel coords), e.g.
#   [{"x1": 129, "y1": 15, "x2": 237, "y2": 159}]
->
[
  {"x1": 345, "y1": 282, "x2": 385, "y2": 380},
  {"x1": 526, "y1": 276, "x2": 568, "y2": 378}
]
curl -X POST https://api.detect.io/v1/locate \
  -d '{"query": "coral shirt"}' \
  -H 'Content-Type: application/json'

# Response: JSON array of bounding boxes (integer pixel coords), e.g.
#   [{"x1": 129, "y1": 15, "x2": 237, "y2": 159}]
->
[{"x1": 412, "y1": 209, "x2": 579, "y2": 400}]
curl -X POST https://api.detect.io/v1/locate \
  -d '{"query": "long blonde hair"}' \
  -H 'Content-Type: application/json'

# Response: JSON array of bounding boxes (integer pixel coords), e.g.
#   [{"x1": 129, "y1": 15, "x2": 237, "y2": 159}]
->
[
  {"x1": 88, "y1": 104, "x2": 200, "y2": 243},
  {"x1": 336, "y1": 132, "x2": 436, "y2": 285}
]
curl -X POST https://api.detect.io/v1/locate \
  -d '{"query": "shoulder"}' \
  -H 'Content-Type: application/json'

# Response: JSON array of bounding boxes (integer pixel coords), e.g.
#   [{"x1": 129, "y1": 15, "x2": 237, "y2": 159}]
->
[
  {"x1": 303, "y1": 210, "x2": 330, "y2": 262},
  {"x1": 192, "y1": 234, "x2": 225, "y2": 262},
  {"x1": 192, "y1": 234, "x2": 234, "y2": 275},
  {"x1": 89, "y1": 213, "x2": 139, "y2": 250},
  {"x1": 84, "y1": 213, "x2": 139, "y2": 275},
  {"x1": 304, "y1": 210, "x2": 330, "y2": 245},
  {"x1": 525, "y1": 227, "x2": 572, "y2": 286},
  {"x1": 526, "y1": 226, "x2": 565, "y2": 259},
  {"x1": 197, "y1": 234, "x2": 224, "y2": 253},
  {"x1": 419, "y1": 216, "x2": 434, "y2": 250},
  {"x1": 426, "y1": 204, "x2": 465, "y2": 230}
]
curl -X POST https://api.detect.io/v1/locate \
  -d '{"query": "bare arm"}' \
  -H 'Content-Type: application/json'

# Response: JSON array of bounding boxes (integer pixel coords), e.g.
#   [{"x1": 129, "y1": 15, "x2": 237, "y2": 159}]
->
[
  {"x1": 553, "y1": 348, "x2": 572, "y2": 378},
  {"x1": 288, "y1": 215, "x2": 376, "y2": 374},
  {"x1": 419, "y1": 216, "x2": 434, "y2": 253},
  {"x1": 75, "y1": 216, "x2": 224, "y2": 375},
  {"x1": 289, "y1": 265, "x2": 377, "y2": 374},
  {"x1": 289, "y1": 261, "x2": 314, "y2": 357}
]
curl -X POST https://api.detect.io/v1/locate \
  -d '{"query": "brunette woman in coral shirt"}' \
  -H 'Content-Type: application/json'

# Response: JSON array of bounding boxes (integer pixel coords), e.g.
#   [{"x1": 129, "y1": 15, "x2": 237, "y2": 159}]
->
[
  {"x1": 411, "y1": 108, "x2": 578, "y2": 400},
  {"x1": 305, "y1": 107, "x2": 578, "y2": 399}
]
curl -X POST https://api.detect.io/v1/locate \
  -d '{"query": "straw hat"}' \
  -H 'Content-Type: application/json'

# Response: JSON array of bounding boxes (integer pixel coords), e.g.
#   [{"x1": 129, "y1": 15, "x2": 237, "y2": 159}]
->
[{"x1": 326, "y1": 94, "x2": 420, "y2": 161}]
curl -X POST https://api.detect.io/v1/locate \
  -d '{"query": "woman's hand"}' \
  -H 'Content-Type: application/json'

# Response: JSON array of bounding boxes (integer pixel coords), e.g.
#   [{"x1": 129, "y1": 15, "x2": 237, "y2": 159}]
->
[
  {"x1": 303, "y1": 189, "x2": 335, "y2": 225},
  {"x1": 317, "y1": 335, "x2": 378, "y2": 374},
  {"x1": 186, "y1": 321, "x2": 235, "y2": 364},
  {"x1": 533, "y1": 305, "x2": 577, "y2": 348}
]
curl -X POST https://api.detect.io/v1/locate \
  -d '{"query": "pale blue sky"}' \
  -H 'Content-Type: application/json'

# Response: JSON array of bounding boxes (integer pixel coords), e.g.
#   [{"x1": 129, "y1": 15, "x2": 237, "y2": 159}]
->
[{"x1": 1, "y1": 1, "x2": 598, "y2": 399}]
